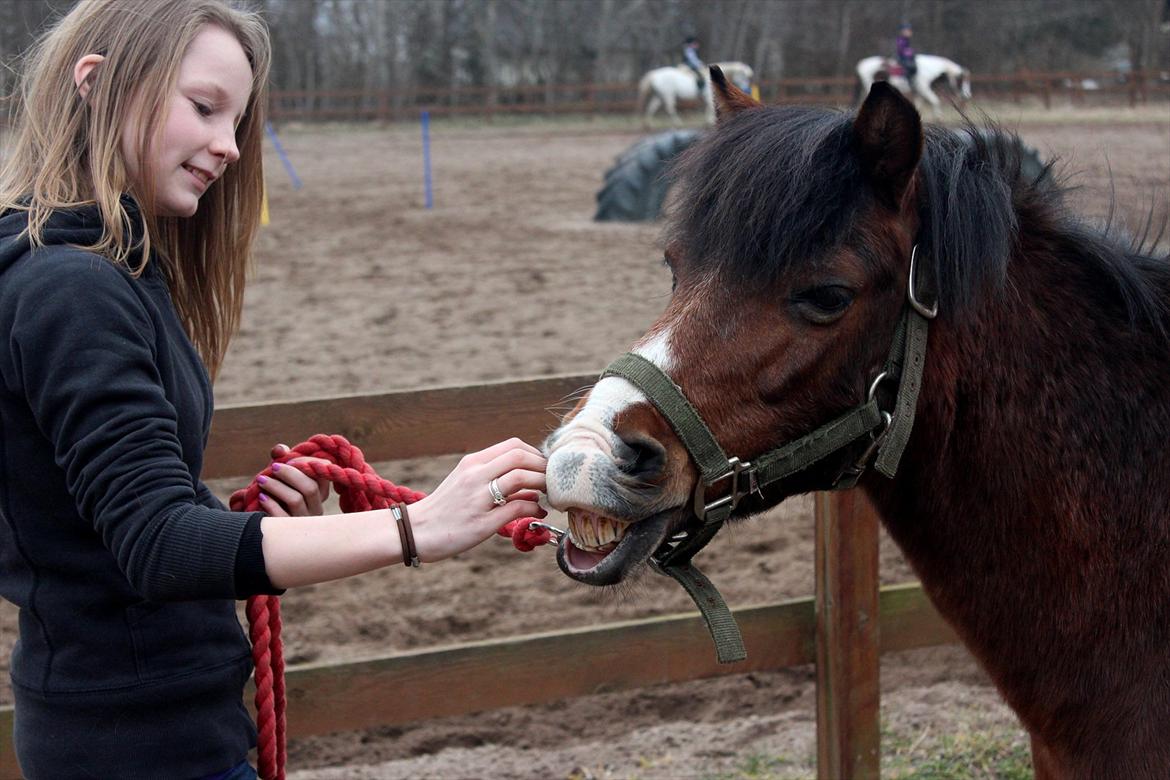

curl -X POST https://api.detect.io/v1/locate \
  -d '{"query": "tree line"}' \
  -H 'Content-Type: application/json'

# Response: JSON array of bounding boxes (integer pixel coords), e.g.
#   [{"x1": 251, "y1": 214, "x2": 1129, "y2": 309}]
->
[{"x1": 2, "y1": 0, "x2": 1167, "y2": 100}]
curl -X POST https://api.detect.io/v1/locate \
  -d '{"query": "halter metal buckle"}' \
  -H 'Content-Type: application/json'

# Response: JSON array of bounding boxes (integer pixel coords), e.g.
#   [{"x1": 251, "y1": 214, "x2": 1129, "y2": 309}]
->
[
  {"x1": 693, "y1": 456, "x2": 759, "y2": 522},
  {"x1": 833, "y1": 410, "x2": 894, "y2": 487},
  {"x1": 831, "y1": 366, "x2": 900, "y2": 489}
]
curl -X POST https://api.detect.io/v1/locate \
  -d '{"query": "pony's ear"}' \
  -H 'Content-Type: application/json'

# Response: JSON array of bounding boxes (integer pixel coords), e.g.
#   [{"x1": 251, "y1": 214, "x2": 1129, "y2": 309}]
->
[
  {"x1": 710, "y1": 65, "x2": 761, "y2": 121},
  {"x1": 852, "y1": 81, "x2": 922, "y2": 208}
]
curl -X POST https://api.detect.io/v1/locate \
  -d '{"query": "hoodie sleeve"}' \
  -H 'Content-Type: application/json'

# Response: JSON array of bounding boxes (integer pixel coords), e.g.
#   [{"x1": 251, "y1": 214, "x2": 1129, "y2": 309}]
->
[
  {"x1": 195, "y1": 480, "x2": 283, "y2": 597},
  {"x1": 7, "y1": 250, "x2": 260, "y2": 601}
]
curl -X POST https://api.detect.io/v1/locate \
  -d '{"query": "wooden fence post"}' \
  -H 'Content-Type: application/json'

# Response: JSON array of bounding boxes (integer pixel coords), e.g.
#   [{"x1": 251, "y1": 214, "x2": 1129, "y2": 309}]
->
[{"x1": 815, "y1": 489, "x2": 881, "y2": 779}]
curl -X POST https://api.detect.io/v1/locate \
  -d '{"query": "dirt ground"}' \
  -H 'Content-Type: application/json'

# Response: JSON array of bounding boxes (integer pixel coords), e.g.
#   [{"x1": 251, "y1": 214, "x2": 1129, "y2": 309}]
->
[{"x1": 1, "y1": 101, "x2": 1167, "y2": 778}]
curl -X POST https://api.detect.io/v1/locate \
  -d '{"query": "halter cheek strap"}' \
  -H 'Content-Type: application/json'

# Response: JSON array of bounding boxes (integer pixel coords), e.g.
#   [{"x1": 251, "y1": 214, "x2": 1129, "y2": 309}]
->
[{"x1": 597, "y1": 245, "x2": 938, "y2": 663}]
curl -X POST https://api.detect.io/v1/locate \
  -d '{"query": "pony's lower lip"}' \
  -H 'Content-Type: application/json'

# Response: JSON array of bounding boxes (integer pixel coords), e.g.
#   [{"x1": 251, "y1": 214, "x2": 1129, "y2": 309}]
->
[{"x1": 556, "y1": 509, "x2": 679, "y2": 585}]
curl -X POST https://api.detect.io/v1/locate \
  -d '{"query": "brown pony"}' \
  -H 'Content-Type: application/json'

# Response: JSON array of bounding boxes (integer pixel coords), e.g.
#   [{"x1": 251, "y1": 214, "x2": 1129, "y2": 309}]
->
[{"x1": 543, "y1": 70, "x2": 1170, "y2": 778}]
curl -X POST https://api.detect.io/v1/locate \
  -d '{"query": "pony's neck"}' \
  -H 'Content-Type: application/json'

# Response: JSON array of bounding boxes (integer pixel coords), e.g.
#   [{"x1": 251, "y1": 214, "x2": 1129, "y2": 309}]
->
[
  {"x1": 862, "y1": 217, "x2": 1170, "y2": 758},
  {"x1": 870, "y1": 207, "x2": 1166, "y2": 598},
  {"x1": 877, "y1": 220, "x2": 1170, "y2": 533}
]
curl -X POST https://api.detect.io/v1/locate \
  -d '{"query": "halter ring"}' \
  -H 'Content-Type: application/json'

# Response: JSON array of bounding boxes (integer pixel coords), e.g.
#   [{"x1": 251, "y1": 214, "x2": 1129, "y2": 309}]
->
[
  {"x1": 488, "y1": 478, "x2": 508, "y2": 506},
  {"x1": 907, "y1": 245, "x2": 939, "y2": 319},
  {"x1": 527, "y1": 520, "x2": 565, "y2": 541}
]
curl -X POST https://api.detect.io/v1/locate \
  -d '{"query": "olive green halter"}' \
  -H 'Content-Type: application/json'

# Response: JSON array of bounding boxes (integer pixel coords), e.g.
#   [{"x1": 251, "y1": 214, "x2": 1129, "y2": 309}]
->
[{"x1": 599, "y1": 246, "x2": 937, "y2": 663}]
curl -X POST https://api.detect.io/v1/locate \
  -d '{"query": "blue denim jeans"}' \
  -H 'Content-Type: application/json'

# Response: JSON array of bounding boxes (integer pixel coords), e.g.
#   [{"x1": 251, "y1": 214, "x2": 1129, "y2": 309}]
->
[{"x1": 193, "y1": 760, "x2": 258, "y2": 780}]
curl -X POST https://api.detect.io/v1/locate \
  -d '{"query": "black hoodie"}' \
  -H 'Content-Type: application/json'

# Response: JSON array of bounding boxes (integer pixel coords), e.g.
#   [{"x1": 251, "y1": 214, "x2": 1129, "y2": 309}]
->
[{"x1": 0, "y1": 202, "x2": 273, "y2": 778}]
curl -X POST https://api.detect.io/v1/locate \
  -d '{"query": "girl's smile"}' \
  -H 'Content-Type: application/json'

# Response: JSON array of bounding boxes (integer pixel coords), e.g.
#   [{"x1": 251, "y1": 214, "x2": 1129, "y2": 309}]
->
[{"x1": 182, "y1": 162, "x2": 217, "y2": 191}]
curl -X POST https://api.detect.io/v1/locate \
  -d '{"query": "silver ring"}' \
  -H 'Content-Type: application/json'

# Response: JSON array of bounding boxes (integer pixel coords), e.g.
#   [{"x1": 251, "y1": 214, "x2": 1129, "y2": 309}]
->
[{"x1": 488, "y1": 478, "x2": 507, "y2": 506}]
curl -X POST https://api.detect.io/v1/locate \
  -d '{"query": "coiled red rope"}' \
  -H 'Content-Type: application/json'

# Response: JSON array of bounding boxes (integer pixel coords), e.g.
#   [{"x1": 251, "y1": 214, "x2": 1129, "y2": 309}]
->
[{"x1": 228, "y1": 433, "x2": 550, "y2": 780}]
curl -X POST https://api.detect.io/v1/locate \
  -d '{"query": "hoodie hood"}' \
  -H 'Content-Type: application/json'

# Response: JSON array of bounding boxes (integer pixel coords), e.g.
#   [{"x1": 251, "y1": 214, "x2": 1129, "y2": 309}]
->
[{"x1": 0, "y1": 196, "x2": 146, "y2": 279}]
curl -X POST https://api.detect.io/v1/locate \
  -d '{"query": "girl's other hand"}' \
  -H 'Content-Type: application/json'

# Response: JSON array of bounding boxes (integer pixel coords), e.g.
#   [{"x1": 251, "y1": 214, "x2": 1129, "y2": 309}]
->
[{"x1": 257, "y1": 443, "x2": 331, "y2": 516}]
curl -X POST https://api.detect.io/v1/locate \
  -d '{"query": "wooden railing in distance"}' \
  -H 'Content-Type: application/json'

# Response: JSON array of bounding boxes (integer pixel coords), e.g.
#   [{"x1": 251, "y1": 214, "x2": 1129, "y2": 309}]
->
[
  {"x1": 265, "y1": 69, "x2": 1168, "y2": 122},
  {"x1": 0, "y1": 374, "x2": 958, "y2": 779}
]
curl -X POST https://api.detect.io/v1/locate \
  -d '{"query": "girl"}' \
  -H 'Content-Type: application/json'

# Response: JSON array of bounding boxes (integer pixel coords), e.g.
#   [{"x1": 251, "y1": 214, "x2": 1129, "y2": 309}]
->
[{"x1": 0, "y1": 2, "x2": 547, "y2": 778}]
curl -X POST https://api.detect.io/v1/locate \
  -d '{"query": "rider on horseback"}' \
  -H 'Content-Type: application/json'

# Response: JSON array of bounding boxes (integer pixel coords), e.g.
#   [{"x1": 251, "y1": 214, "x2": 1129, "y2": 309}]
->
[
  {"x1": 682, "y1": 35, "x2": 705, "y2": 91},
  {"x1": 895, "y1": 22, "x2": 917, "y2": 84}
]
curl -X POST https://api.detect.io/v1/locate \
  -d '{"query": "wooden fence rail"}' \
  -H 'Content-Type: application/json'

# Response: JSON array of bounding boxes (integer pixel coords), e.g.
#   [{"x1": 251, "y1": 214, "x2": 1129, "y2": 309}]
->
[
  {"x1": 267, "y1": 69, "x2": 1169, "y2": 122},
  {"x1": 203, "y1": 373, "x2": 597, "y2": 478},
  {"x1": 0, "y1": 374, "x2": 958, "y2": 778}
]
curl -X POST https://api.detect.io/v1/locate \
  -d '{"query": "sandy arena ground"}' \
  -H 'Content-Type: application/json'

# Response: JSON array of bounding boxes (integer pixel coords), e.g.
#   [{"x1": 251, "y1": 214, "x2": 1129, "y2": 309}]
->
[{"x1": 1, "y1": 101, "x2": 1167, "y2": 778}]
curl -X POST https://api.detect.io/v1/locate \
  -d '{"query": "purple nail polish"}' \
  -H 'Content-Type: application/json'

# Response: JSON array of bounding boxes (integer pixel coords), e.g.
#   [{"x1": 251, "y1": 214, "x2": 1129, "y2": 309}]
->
[
  {"x1": 271, "y1": 462, "x2": 282, "y2": 472},
  {"x1": 258, "y1": 493, "x2": 267, "y2": 502},
  {"x1": 257, "y1": 475, "x2": 267, "y2": 485}
]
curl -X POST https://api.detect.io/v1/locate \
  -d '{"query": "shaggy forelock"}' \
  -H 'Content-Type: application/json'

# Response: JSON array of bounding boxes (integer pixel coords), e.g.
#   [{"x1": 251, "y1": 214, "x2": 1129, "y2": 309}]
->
[{"x1": 665, "y1": 106, "x2": 868, "y2": 286}]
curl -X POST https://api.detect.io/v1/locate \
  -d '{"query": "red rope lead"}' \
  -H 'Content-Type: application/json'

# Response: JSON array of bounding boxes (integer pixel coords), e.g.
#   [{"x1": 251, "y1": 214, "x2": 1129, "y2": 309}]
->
[
  {"x1": 499, "y1": 517, "x2": 552, "y2": 550},
  {"x1": 229, "y1": 434, "x2": 547, "y2": 780}
]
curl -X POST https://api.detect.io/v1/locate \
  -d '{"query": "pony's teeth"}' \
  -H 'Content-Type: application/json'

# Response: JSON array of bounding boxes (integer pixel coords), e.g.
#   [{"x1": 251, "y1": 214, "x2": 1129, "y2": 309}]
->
[{"x1": 567, "y1": 508, "x2": 632, "y2": 552}]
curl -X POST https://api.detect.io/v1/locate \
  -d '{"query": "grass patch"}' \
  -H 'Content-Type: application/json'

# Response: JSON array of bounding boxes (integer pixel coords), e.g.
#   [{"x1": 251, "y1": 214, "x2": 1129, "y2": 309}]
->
[
  {"x1": 884, "y1": 723, "x2": 1033, "y2": 779},
  {"x1": 696, "y1": 723, "x2": 1031, "y2": 780},
  {"x1": 703, "y1": 752, "x2": 798, "y2": 780}
]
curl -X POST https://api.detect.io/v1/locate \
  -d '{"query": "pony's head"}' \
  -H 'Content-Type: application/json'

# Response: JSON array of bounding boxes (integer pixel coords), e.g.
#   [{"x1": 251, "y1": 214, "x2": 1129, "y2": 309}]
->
[{"x1": 545, "y1": 73, "x2": 931, "y2": 584}]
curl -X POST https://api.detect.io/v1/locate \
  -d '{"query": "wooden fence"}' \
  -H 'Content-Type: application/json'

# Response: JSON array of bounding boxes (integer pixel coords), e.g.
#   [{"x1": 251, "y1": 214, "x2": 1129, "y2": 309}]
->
[
  {"x1": 0, "y1": 374, "x2": 959, "y2": 779},
  {"x1": 268, "y1": 69, "x2": 1170, "y2": 122}
]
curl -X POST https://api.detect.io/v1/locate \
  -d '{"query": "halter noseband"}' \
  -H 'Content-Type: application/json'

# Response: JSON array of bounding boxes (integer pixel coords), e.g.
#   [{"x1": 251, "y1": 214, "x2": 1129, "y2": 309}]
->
[{"x1": 598, "y1": 245, "x2": 937, "y2": 662}]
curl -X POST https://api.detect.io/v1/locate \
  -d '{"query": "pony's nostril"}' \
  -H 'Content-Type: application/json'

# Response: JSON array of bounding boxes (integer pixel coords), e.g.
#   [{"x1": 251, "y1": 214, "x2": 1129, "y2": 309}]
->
[{"x1": 615, "y1": 436, "x2": 666, "y2": 480}]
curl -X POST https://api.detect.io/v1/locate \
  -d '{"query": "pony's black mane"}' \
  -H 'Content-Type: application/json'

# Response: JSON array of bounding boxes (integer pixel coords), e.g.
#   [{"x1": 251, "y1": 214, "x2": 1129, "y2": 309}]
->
[{"x1": 666, "y1": 104, "x2": 1168, "y2": 329}]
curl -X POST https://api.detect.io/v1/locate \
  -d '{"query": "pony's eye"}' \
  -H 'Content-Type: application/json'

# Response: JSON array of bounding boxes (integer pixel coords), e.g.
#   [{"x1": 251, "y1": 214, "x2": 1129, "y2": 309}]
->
[{"x1": 793, "y1": 285, "x2": 854, "y2": 323}]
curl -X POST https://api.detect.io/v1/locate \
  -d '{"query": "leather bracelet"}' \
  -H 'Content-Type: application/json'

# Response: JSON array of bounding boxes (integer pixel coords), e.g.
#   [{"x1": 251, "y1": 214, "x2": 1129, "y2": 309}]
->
[{"x1": 391, "y1": 503, "x2": 420, "y2": 568}]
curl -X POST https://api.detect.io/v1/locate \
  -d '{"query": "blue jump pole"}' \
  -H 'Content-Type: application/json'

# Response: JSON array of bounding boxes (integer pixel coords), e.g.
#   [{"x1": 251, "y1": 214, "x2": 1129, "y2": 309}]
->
[
  {"x1": 420, "y1": 110, "x2": 434, "y2": 210},
  {"x1": 264, "y1": 122, "x2": 302, "y2": 190}
]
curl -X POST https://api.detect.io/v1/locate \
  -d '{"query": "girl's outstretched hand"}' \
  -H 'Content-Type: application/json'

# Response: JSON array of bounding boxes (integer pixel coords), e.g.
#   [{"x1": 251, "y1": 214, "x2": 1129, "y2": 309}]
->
[
  {"x1": 254, "y1": 443, "x2": 332, "y2": 516},
  {"x1": 408, "y1": 437, "x2": 548, "y2": 562}
]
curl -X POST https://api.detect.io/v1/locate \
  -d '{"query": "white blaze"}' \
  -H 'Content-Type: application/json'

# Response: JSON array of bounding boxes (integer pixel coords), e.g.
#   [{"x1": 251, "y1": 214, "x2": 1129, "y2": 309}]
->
[
  {"x1": 545, "y1": 327, "x2": 676, "y2": 509},
  {"x1": 572, "y1": 328, "x2": 673, "y2": 430}
]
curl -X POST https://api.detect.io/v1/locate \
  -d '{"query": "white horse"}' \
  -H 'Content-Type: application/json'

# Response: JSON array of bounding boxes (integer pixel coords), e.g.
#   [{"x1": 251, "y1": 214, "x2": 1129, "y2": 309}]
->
[
  {"x1": 855, "y1": 54, "x2": 971, "y2": 119},
  {"x1": 637, "y1": 61, "x2": 755, "y2": 128}
]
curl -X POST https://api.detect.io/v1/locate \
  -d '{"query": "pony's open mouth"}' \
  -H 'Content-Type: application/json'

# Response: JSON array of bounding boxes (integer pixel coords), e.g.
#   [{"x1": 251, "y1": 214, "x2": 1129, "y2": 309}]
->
[{"x1": 557, "y1": 507, "x2": 679, "y2": 586}]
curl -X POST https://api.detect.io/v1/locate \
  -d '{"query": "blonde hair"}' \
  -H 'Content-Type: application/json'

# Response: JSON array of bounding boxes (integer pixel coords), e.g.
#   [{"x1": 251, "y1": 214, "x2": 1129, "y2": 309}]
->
[{"x1": 0, "y1": 0, "x2": 271, "y2": 377}]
